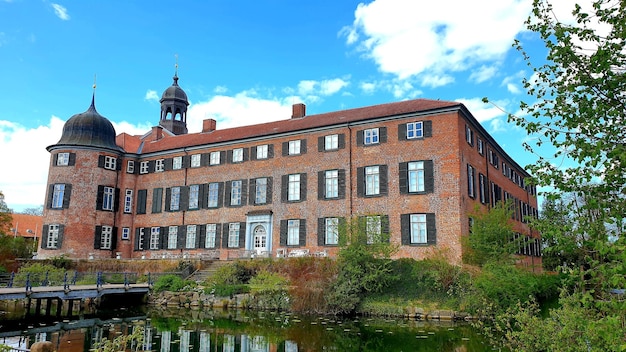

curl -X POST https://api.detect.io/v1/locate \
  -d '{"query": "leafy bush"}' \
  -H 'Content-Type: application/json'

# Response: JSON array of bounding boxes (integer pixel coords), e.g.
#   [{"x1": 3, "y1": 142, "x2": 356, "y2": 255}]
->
[
  {"x1": 14, "y1": 262, "x2": 68, "y2": 286},
  {"x1": 248, "y1": 270, "x2": 290, "y2": 310},
  {"x1": 209, "y1": 284, "x2": 250, "y2": 297},
  {"x1": 152, "y1": 274, "x2": 196, "y2": 293},
  {"x1": 50, "y1": 255, "x2": 73, "y2": 269}
]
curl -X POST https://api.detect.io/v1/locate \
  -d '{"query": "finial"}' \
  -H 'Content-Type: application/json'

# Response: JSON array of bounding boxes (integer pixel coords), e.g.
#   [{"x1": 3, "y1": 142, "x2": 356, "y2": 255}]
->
[
  {"x1": 174, "y1": 54, "x2": 179, "y2": 77},
  {"x1": 90, "y1": 74, "x2": 97, "y2": 110}
]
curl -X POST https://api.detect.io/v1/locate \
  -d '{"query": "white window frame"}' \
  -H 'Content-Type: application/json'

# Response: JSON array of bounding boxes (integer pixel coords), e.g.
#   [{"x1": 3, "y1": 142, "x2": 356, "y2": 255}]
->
[
  {"x1": 287, "y1": 219, "x2": 300, "y2": 246},
  {"x1": 57, "y1": 152, "x2": 70, "y2": 166},
  {"x1": 190, "y1": 154, "x2": 201, "y2": 168},
  {"x1": 325, "y1": 217, "x2": 339, "y2": 245},
  {"x1": 47, "y1": 224, "x2": 59, "y2": 248},
  {"x1": 467, "y1": 164, "x2": 475, "y2": 198},
  {"x1": 324, "y1": 134, "x2": 338, "y2": 150},
  {"x1": 150, "y1": 227, "x2": 160, "y2": 250},
  {"x1": 406, "y1": 122, "x2": 423, "y2": 139},
  {"x1": 104, "y1": 156, "x2": 116, "y2": 170},
  {"x1": 365, "y1": 166, "x2": 380, "y2": 195},
  {"x1": 127, "y1": 160, "x2": 135, "y2": 173},
  {"x1": 288, "y1": 140, "x2": 301, "y2": 155},
  {"x1": 210, "y1": 151, "x2": 221, "y2": 165},
  {"x1": 230, "y1": 180, "x2": 242, "y2": 206},
  {"x1": 255, "y1": 178, "x2": 267, "y2": 204},
  {"x1": 139, "y1": 161, "x2": 149, "y2": 174},
  {"x1": 256, "y1": 145, "x2": 268, "y2": 159},
  {"x1": 232, "y1": 148, "x2": 243, "y2": 162},
  {"x1": 138, "y1": 228, "x2": 145, "y2": 250},
  {"x1": 173, "y1": 156, "x2": 183, "y2": 170},
  {"x1": 205, "y1": 224, "x2": 217, "y2": 248},
  {"x1": 51, "y1": 184, "x2": 65, "y2": 209},
  {"x1": 103, "y1": 186, "x2": 115, "y2": 211},
  {"x1": 155, "y1": 159, "x2": 164, "y2": 172},
  {"x1": 207, "y1": 183, "x2": 219, "y2": 208},
  {"x1": 408, "y1": 161, "x2": 425, "y2": 193},
  {"x1": 465, "y1": 125, "x2": 474, "y2": 145},
  {"x1": 477, "y1": 138, "x2": 484, "y2": 155},
  {"x1": 168, "y1": 226, "x2": 178, "y2": 249},
  {"x1": 364, "y1": 128, "x2": 379, "y2": 145},
  {"x1": 121, "y1": 227, "x2": 130, "y2": 240},
  {"x1": 170, "y1": 187, "x2": 181, "y2": 211},
  {"x1": 124, "y1": 189, "x2": 133, "y2": 213},
  {"x1": 325, "y1": 170, "x2": 338, "y2": 198},
  {"x1": 410, "y1": 214, "x2": 427, "y2": 244},
  {"x1": 189, "y1": 185, "x2": 199, "y2": 209},
  {"x1": 100, "y1": 226, "x2": 113, "y2": 249},
  {"x1": 228, "y1": 223, "x2": 240, "y2": 248},
  {"x1": 186, "y1": 225, "x2": 197, "y2": 249},
  {"x1": 288, "y1": 174, "x2": 300, "y2": 201}
]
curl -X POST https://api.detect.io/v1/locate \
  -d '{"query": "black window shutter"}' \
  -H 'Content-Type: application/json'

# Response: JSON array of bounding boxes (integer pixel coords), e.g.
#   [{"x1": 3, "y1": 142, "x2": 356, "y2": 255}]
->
[
  {"x1": 148, "y1": 160, "x2": 156, "y2": 173},
  {"x1": 338, "y1": 134, "x2": 346, "y2": 149},
  {"x1": 137, "y1": 189, "x2": 147, "y2": 214},
  {"x1": 267, "y1": 144, "x2": 274, "y2": 158},
  {"x1": 224, "y1": 182, "x2": 232, "y2": 207},
  {"x1": 381, "y1": 215, "x2": 390, "y2": 235},
  {"x1": 62, "y1": 184, "x2": 72, "y2": 209},
  {"x1": 68, "y1": 153, "x2": 76, "y2": 166},
  {"x1": 198, "y1": 184, "x2": 207, "y2": 209},
  {"x1": 180, "y1": 186, "x2": 189, "y2": 211},
  {"x1": 299, "y1": 219, "x2": 306, "y2": 246},
  {"x1": 356, "y1": 167, "x2": 365, "y2": 197},
  {"x1": 164, "y1": 158, "x2": 173, "y2": 171},
  {"x1": 379, "y1": 127, "x2": 387, "y2": 143},
  {"x1": 198, "y1": 225, "x2": 206, "y2": 249},
  {"x1": 426, "y1": 213, "x2": 436, "y2": 245},
  {"x1": 201, "y1": 153, "x2": 210, "y2": 166},
  {"x1": 300, "y1": 139, "x2": 307, "y2": 154},
  {"x1": 338, "y1": 169, "x2": 346, "y2": 199},
  {"x1": 177, "y1": 226, "x2": 186, "y2": 249},
  {"x1": 134, "y1": 228, "x2": 141, "y2": 251},
  {"x1": 424, "y1": 121, "x2": 433, "y2": 138},
  {"x1": 57, "y1": 225, "x2": 64, "y2": 248},
  {"x1": 317, "y1": 171, "x2": 325, "y2": 200},
  {"x1": 424, "y1": 160, "x2": 434, "y2": 193},
  {"x1": 215, "y1": 224, "x2": 222, "y2": 248},
  {"x1": 41, "y1": 225, "x2": 49, "y2": 249},
  {"x1": 398, "y1": 123, "x2": 407, "y2": 140},
  {"x1": 279, "y1": 220, "x2": 287, "y2": 246},
  {"x1": 53, "y1": 153, "x2": 59, "y2": 166},
  {"x1": 159, "y1": 227, "x2": 167, "y2": 249},
  {"x1": 300, "y1": 173, "x2": 307, "y2": 201},
  {"x1": 317, "y1": 218, "x2": 325, "y2": 246},
  {"x1": 241, "y1": 179, "x2": 248, "y2": 206},
  {"x1": 248, "y1": 179, "x2": 256, "y2": 205},
  {"x1": 266, "y1": 177, "x2": 273, "y2": 204},
  {"x1": 356, "y1": 130, "x2": 364, "y2": 146},
  {"x1": 116, "y1": 158, "x2": 122, "y2": 171},
  {"x1": 111, "y1": 227, "x2": 118, "y2": 250},
  {"x1": 182, "y1": 155, "x2": 191, "y2": 168},
  {"x1": 399, "y1": 162, "x2": 408, "y2": 194},
  {"x1": 96, "y1": 185, "x2": 104, "y2": 210},
  {"x1": 142, "y1": 228, "x2": 150, "y2": 250},
  {"x1": 94, "y1": 226, "x2": 102, "y2": 249},
  {"x1": 220, "y1": 151, "x2": 227, "y2": 164},
  {"x1": 243, "y1": 148, "x2": 249, "y2": 162},
  {"x1": 217, "y1": 182, "x2": 224, "y2": 208},
  {"x1": 98, "y1": 155, "x2": 105, "y2": 168},
  {"x1": 281, "y1": 175, "x2": 288, "y2": 202},
  {"x1": 221, "y1": 224, "x2": 229, "y2": 248},
  {"x1": 379, "y1": 165, "x2": 388, "y2": 195},
  {"x1": 400, "y1": 214, "x2": 410, "y2": 245},
  {"x1": 165, "y1": 188, "x2": 172, "y2": 212},
  {"x1": 152, "y1": 188, "x2": 163, "y2": 213},
  {"x1": 238, "y1": 222, "x2": 246, "y2": 248},
  {"x1": 318, "y1": 136, "x2": 324, "y2": 152},
  {"x1": 282, "y1": 142, "x2": 289, "y2": 156},
  {"x1": 226, "y1": 150, "x2": 233, "y2": 163},
  {"x1": 114, "y1": 188, "x2": 120, "y2": 212},
  {"x1": 250, "y1": 146, "x2": 257, "y2": 161},
  {"x1": 47, "y1": 184, "x2": 54, "y2": 208}
]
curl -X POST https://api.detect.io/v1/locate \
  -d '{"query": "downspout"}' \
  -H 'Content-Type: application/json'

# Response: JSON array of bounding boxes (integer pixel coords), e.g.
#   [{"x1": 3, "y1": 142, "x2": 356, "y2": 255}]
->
[{"x1": 348, "y1": 125, "x2": 353, "y2": 218}]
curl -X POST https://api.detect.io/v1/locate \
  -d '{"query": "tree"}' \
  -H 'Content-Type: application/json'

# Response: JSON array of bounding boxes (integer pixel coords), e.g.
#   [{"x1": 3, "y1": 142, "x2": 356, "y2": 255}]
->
[
  {"x1": 20, "y1": 206, "x2": 43, "y2": 216},
  {"x1": 0, "y1": 192, "x2": 12, "y2": 236},
  {"x1": 463, "y1": 201, "x2": 518, "y2": 266}
]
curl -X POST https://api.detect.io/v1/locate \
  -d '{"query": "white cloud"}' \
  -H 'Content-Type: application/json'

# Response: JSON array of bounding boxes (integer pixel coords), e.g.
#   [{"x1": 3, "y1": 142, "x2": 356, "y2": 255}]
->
[
  {"x1": 342, "y1": 0, "x2": 531, "y2": 84},
  {"x1": 469, "y1": 65, "x2": 498, "y2": 83},
  {"x1": 214, "y1": 86, "x2": 228, "y2": 94},
  {"x1": 319, "y1": 78, "x2": 349, "y2": 95},
  {"x1": 51, "y1": 3, "x2": 70, "y2": 20},
  {"x1": 506, "y1": 83, "x2": 521, "y2": 94},
  {"x1": 144, "y1": 90, "x2": 158, "y2": 102},
  {"x1": 360, "y1": 82, "x2": 376, "y2": 94},
  {"x1": 456, "y1": 97, "x2": 507, "y2": 123}
]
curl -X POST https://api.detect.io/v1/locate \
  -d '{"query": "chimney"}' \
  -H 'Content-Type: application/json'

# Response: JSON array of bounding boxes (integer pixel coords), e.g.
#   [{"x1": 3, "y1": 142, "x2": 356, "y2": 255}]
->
[
  {"x1": 152, "y1": 126, "x2": 164, "y2": 141},
  {"x1": 292, "y1": 103, "x2": 306, "y2": 119},
  {"x1": 202, "y1": 118, "x2": 217, "y2": 133}
]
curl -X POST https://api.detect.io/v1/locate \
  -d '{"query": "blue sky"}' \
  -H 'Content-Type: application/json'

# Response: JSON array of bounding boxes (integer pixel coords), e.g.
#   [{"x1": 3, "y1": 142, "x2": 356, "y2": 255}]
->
[{"x1": 0, "y1": 0, "x2": 582, "y2": 211}]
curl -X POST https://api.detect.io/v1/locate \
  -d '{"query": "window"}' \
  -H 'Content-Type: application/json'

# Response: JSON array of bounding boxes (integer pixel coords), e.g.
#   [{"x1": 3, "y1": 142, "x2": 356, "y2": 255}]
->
[
  {"x1": 488, "y1": 150, "x2": 499, "y2": 168},
  {"x1": 408, "y1": 161, "x2": 425, "y2": 193},
  {"x1": 188, "y1": 185, "x2": 200, "y2": 209},
  {"x1": 410, "y1": 214, "x2": 427, "y2": 244},
  {"x1": 102, "y1": 186, "x2": 115, "y2": 211},
  {"x1": 57, "y1": 152, "x2": 70, "y2": 166},
  {"x1": 51, "y1": 184, "x2": 66, "y2": 209},
  {"x1": 365, "y1": 166, "x2": 380, "y2": 195},
  {"x1": 190, "y1": 154, "x2": 201, "y2": 167},
  {"x1": 232, "y1": 148, "x2": 243, "y2": 162},
  {"x1": 467, "y1": 164, "x2": 475, "y2": 198},
  {"x1": 47, "y1": 224, "x2": 60, "y2": 248},
  {"x1": 210, "y1": 151, "x2": 221, "y2": 165},
  {"x1": 366, "y1": 216, "x2": 381, "y2": 244},
  {"x1": 325, "y1": 170, "x2": 338, "y2": 198},
  {"x1": 255, "y1": 178, "x2": 268, "y2": 204},
  {"x1": 205, "y1": 224, "x2": 217, "y2": 248},
  {"x1": 170, "y1": 187, "x2": 180, "y2": 211},
  {"x1": 407, "y1": 122, "x2": 423, "y2": 139},
  {"x1": 168, "y1": 226, "x2": 178, "y2": 249},
  {"x1": 364, "y1": 128, "x2": 379, "y2": 145},
  {"x1": 186, "y1": 225, "x2": 197, "y2": 249},
  {"x1": 155, "y1": 159, "x2": 164, "y2": 172},
  {"x1": 288, "y1": 140, "x2": 301, "y2": 155},
  {"x1": 465, "y1": 125, "x2": 474, "y2": 146},
  {"x1": 124, "y1": 189, "x2": 133, "y2": 213},
  {"x1": 324, "y1": 134, "x2": 338, "y2": 150},
  {"x1": 100, "y1": 226, "x2": 113, "y2": 249},
  {"x1": 256, "y1": 145, "x2": 268, "y2": 159},
  {"x1": 173, "y1": 156, "x2": 183, "y2": 170},
  {"x1": 230, "y1": 180, "x2": 242, "y2": 206},
  {"x1": 150, "y1": 227, "x2": 160, "y2": 250},
  {"x1": 477, "y1": 139, "x2": 484, "y2": 155},
  {"x1": 140, "y1": 161, "x2": 149, "y2": 174},
  {"x1": 127, "y1": 160, "x2": 135, "y2": 173},
  {"x1": 325, "y1": 217, "x2": 339, "y2": 245},
  {"x1": 121, "y1": 227, "x2": 130, "y2": 240},
  {"x1": 207, "y1": 183, "x2": 220, "y2": 208},
  {"x1": 287, "y1": 220, "x2": 300, "y2": 246},
  {"x1": 479, "y1": 173, "x2": 487, "y2": 204},
  {"x1": 288, "y1": 174, "x2": 300, "y2": 201},
  {"x1": 104, "y1": 156, "x2": 116, "y2": 170},
  {"x1": 228, "y1": 223, "x2": 240, "y2": 248}
]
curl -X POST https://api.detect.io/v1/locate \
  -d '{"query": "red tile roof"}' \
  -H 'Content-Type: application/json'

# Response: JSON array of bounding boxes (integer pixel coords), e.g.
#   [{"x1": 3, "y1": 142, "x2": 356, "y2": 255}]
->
[
  {"x1": 135, "y1": 98, "x2": 461, "y2": 154},
  {"x1": 9, "y1": 214, "x2": 42, "y2": 239}
]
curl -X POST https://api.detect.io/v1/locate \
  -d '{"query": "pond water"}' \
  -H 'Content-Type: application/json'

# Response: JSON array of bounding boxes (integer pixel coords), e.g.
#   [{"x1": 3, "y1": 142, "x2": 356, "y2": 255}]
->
[{"x1": 1, "y1": 306, "x2": 493, "y2": 351}]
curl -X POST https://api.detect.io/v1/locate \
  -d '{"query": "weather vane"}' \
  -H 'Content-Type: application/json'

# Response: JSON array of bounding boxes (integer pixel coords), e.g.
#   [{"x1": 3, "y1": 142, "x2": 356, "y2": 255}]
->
[
  {"x1": 93, "y1": 74, "x2": 97, "y2": 91},
  {"x1": 175, "y1": 54, "x2": 179, "y2": 76}
]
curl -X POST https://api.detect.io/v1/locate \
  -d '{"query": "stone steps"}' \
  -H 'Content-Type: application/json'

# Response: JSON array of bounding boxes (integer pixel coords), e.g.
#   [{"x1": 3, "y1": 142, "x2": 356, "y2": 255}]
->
[{"x1": 187, "y1": 261, "x2": 229, "y2": 283}]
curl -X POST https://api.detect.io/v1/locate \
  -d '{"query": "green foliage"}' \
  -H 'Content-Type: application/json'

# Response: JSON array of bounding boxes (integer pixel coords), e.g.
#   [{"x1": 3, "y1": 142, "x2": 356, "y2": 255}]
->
[
  {"x1": 0, "y1": 234, "x2": 32, "y2": 272},
  {"x1": 93, "y1": 324, "x2": 145, "y2": 352},
  {"x1": 248, "y1": 270, "x2": 290, "y2": 310},
  {"x1": 0, "y1": 344, "x2": 10, "y2": 352},
  {"x1": 50, "y1": 255, "x2": 73, "y2": 269},
  {"x1": 209, "y1": 284, "x2": 250, "y2": 297},
  {"x1": 463, "y1": 202, "x2": 517, "y2": 266},
  {"x1": 0, "y1": 191, "x2": 12, "y2": 236},
  {"x1": 152, "y1": 274, "x2": 196, "y2": 293},
  {"x1": 14, "y1": 262, "x2": 68, "y2": 286}
]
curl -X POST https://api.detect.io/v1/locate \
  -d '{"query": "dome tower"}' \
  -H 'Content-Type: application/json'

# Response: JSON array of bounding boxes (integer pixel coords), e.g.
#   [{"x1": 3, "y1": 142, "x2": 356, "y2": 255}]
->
[{"x1": 159, "y1": 70, "x2": 189, "y2": 135}]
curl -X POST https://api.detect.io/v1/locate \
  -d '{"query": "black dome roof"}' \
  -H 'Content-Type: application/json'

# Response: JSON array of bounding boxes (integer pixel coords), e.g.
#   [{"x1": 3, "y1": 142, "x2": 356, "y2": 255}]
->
[
  {"x1": 54, "y1": 96, "x2": 121, "y2": 151},
  {"x1": 160, "y1": 75, "x2": 188, "y2": 103}
]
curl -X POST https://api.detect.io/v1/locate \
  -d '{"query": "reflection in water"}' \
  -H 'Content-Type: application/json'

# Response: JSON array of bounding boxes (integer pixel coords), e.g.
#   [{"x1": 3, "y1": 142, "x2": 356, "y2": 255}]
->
[{"x1": 1, "y1": 308, "x2": 490, "y2": 351}]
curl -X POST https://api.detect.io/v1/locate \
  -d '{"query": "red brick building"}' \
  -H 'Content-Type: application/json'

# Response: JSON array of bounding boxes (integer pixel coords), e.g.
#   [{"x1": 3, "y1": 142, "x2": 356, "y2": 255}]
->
[{"x1": 39, "y1": 75, "x2": 539, "y2": 265}]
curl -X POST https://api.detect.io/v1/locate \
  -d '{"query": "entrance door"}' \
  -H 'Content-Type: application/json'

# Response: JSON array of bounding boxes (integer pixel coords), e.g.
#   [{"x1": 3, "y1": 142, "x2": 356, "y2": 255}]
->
[{"x1": 253, "y1": 225, "x2": 267, "y2": 254}]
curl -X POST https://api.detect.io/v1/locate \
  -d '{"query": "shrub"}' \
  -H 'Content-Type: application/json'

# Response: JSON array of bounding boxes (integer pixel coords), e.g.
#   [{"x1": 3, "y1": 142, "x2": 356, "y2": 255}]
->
[
  {"x1": 248, "y1": 270, "x2": 290, "y2": 310},
  {"x1": 209, "y1": 284, "x2": 250, "y2": 297},
  {"x1": 152, "y1": 274, "x2": 196, "y2": 293},
  {"x1": 14, "y1": 263, "x2": 68, "y2": 286}
]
